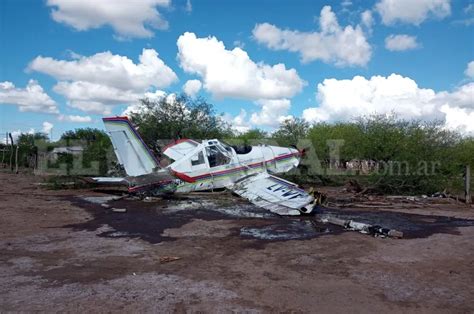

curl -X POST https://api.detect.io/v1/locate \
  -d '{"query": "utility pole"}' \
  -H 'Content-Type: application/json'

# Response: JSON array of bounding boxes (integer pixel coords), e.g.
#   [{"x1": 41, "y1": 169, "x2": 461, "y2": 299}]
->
[{"x1": 466, "y1": 165, "x2": 471, "y2": 205}]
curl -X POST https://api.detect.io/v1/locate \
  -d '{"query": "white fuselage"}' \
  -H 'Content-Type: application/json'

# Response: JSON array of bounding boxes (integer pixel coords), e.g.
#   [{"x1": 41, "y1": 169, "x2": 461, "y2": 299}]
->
[{"x1": 166, "y1": 140, "x2": 301, "y2": 193}]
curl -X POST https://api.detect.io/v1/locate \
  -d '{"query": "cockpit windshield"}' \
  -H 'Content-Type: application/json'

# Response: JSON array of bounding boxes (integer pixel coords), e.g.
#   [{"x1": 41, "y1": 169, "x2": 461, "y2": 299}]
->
[{"x1": 206, "y1": 145, "x2": 232, "y2": 167}]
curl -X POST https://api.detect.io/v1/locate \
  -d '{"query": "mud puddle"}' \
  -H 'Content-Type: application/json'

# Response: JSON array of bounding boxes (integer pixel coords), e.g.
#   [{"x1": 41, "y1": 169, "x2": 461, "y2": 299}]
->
[
  {"x1": 66, "y1": 194, "x2": 340, "y2": 244},
  {"x1": 65, "y1": 193, "x2": 474, "y2": 244}
]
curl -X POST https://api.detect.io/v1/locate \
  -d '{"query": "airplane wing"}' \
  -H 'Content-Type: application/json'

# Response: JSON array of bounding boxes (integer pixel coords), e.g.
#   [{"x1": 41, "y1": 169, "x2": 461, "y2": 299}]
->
[
  {"x1": 87, "y1": 177, "x2": 127, "y2": 185},
  {"x1": 89, "y1": 170, "x2": 178, "y2": 194},
  {"x1": 228, "y1": 172, "x2": 315, "y2": 216},
  {"x1": 162, "y1": 139, "x2": 199, "y2": 161}
]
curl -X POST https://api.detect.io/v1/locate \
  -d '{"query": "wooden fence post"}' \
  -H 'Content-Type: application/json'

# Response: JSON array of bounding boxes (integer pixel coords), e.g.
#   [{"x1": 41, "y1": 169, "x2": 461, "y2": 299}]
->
[
  {"x1": 1, "y1": 132, "x2": 6, "y2": 168},
  {"x1": 9, "y1": 133, "x2": 14, "y2": 172},
  {"x1": 15, "y1": 145, "x2": 19, "y2": 174},
  {"x1": 466, "y1": 165, "x2": 471, "y2": 205}
]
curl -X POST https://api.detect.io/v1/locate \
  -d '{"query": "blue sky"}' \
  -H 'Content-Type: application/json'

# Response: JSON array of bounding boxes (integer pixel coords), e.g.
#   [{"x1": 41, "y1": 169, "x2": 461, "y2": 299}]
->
[{"x1": 0, "y1": 0, "x2": 473, "y2": 139}]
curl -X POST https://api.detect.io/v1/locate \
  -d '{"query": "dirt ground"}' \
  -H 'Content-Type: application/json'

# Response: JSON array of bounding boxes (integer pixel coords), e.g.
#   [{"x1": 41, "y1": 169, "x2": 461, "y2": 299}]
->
[{"x1": 1, "y1": 171, "x2": 473, "y2": 313}]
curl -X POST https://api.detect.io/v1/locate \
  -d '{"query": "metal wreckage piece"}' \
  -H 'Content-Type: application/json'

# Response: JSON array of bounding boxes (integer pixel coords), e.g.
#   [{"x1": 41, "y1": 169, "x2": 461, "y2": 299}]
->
[{"x1": 318, "y1": 215, "x2": 404, "y2": 238}]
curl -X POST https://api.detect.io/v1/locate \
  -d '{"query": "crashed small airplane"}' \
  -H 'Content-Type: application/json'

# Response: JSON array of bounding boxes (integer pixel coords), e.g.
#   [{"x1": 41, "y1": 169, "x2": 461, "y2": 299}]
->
[{"x1": 94, "y1": 116, "x2": 317, "y2": 216}]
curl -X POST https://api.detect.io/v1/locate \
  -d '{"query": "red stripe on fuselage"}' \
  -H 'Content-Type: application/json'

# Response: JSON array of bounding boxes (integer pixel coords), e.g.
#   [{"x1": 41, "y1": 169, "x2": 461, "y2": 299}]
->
[{"x1": 173, "y1": 151, "x2": 299, "y2": 183}]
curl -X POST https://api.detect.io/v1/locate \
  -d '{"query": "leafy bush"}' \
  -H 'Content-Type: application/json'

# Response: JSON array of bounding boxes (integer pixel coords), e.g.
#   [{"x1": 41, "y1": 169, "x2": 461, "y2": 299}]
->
[{"x1": 304, "y1": 115, "x2": 473, "y2": 194}]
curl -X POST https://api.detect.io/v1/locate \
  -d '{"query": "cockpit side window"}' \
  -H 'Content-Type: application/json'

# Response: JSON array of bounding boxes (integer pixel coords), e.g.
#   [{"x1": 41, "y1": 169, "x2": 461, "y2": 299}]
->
[
  {"x1": 220, "y1": 141, "x2": 234, "y2": 153},
  {"x1": 206, "y1": 145, "x2": 231, "y2": 167},
  {"x1": 191, "y1": 151, "x2": 205, "y2": 166}
]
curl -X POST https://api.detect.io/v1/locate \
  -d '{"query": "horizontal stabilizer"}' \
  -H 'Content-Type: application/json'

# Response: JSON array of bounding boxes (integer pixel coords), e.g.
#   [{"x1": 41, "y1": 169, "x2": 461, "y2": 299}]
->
[{"x1": 88, "y1": 177, "x2": 126, "y2": 185}]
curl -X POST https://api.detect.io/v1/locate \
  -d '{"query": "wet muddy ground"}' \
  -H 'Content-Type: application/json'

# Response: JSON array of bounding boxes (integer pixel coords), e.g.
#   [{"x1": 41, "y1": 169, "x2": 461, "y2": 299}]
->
[
  {"x1": 69, "y1": 192, "x2": 474, "y2": 243},
  {"x1": 1, "y1": 171, "x2": 474, "y2": 312}
]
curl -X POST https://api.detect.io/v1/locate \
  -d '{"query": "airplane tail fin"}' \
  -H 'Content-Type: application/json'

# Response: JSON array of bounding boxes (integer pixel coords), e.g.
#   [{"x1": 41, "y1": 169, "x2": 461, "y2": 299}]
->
[{"x1": 103, "y1": 117, "x2": 159, "y2": 177}]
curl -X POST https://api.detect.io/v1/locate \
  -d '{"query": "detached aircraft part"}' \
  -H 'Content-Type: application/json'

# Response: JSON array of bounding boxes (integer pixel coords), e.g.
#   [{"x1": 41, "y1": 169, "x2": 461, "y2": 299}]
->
[{"x1": 230, "y1": 172, "x2": 315, "y2": 216}]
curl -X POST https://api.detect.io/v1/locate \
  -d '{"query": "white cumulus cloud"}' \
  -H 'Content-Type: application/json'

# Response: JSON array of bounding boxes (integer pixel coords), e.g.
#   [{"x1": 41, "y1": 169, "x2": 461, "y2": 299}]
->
[
  {"x1": 183, "y1": 79, "x2": 202, "y2": 97},
  {"x1": 29, "y1": 49, "x2": 177, "y2": 115},
  {"x1": 435, "y1": 82, "x2": 474, "y2": 110},
  {"x1": 375, "y1": 0, "x2": 451, "y2": 25},
  {"x1": 42, "y1": 121, "x2": 54, "y2": 134},
  {"x1": 224, "y1": 110, "x2": 252, "y2": 134},
  {"x1": 440, "y1": 105, "x2": 474, "y2": 134},
  {"x1": 58, "y1": 114, "x2": 92, "y2": 123},
  {"x1": 250, "y1": 99, "x2": 292, "y2": 127},
  {"x1": 361, "y1": 10, "x2": 374, "y2": 31},
  {"x1": 46, "y1": 0, "x2": 171, "y2": 39},
  {"x1": 0, "y1": 80, "x2": 58, "y2": 114},
  {"x1": 385, "y1": 34, "x2": 420, "y2": 51},
  {"x1": 121, "y1": 90, "x2": 169, "y2": 116},
  {"x1": 465, "y1": 61, "x2": 474, "y2": 79},
  {"x1": 29, "y1": 49, "x2": 177, "y2": 91},
  {"x1": 52, "y1": 81, "x2": 137, "y2": 115},
  {"x1": 302, "y1": 74, "x2": 474, "y2": 135},
  {"x1": 252, "y1": 6, "x2": 372, "y2": 67},
  {"x1": 177, "y1": 32, "x2": 306, "y2": 130},
  {"x1": 177, "y1": 32, "x2": 305, "y2": 100}
]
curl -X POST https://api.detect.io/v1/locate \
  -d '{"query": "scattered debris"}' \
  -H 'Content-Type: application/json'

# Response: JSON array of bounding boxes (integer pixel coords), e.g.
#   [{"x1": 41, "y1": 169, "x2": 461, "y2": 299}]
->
[
  {"x1": 308, "y1": 187, "x2": 327, "y2": 206},
  {"x1": 317, "y1": 215, "x2": 403, "y2": 238},
  {"x1": 159, "y1": 256, "x2": 181, "y2": 264},
  {"x1": 143, "y1": 196, "x2": 161, "y2": 202},
  {"x1": 101, "y1": 203, "x2": 111, "y2": 209},
  {"x1": 432, "y1": 192, "x2": 447, "y2": 198},
  {"x1": 81, "y1": 195, "x2": 124, "y2": 205},
  {"x1": 344, "y1": 179, "x2": 363, "y2": 193},
  {"x1": 112, "y1": 208, "x2": 127, "y2": 213}
]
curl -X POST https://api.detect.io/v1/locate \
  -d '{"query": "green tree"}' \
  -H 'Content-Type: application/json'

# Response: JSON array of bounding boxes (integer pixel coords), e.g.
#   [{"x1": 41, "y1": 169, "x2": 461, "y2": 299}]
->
[
  {"x1": 59, "y1": 128, "x2": 113, "y2": 175},
  {"x1": 16, "y1": 133, "x2": 49, "y2": 168},
  {"x1": 228, "y1": 129, "x2": 267, "y2": 145},
  {"x1": 273, "y1": 117, "x2": 310, "y2": 146},
  {"x1": 308, "y1": 121, "x2": 364, "y2": 164},
  {"x1": 129, "y1": 94, "x2": 234, "y2": 152}
]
